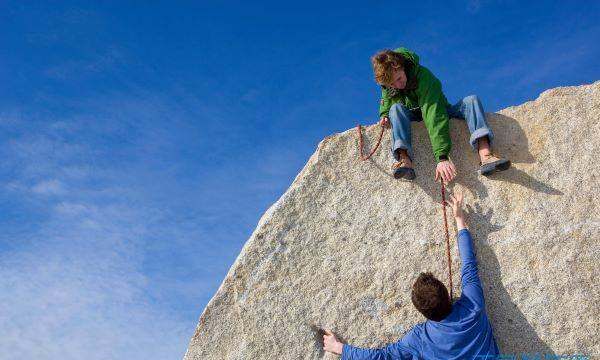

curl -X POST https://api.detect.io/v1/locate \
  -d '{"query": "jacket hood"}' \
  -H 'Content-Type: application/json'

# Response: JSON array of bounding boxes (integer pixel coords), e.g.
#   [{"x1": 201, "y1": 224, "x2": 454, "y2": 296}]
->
[
  {"x1": 394, "y1": 47, "x2": 420, "y2": 67},
  {"x1": 384, "y1": 47, "x2": 420, "y2": 91}
]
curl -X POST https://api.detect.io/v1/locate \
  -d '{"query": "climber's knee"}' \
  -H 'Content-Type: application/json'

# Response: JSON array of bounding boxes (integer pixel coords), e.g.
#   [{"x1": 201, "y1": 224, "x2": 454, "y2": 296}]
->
[
  {"x1": 390, "y1": 102, "x2": 410, "y2": 113},
  {"x1": 464, "y1": 95, "x2": 479, "y2": 104},
  {"x1": 389, "y1": 103, "x2": 413, "y2": 123}
]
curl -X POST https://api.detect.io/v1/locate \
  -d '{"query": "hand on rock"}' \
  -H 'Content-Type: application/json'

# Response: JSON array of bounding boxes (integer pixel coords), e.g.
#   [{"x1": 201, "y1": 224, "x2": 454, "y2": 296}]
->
[
  {"x1": 323, "y1": 329, "x2": 344, "y2": 355},
  {"x1": 379, "y1": 116, "x2": 390, "y2": 129}
]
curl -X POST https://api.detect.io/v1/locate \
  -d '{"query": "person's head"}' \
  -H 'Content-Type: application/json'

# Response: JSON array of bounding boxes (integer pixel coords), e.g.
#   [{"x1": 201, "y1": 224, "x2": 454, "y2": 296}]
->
[
  {"x1": 411, "y1": 272, "x2": 452, "y2": 321},
  {"x1": 371, "y1": 49, "x2": 408, "y2": 89}
]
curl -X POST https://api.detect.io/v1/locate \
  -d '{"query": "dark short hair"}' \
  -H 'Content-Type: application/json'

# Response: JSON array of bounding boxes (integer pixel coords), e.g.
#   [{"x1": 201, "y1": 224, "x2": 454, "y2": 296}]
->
[{"x1": 411, "y1": 272, "x2": 452, "y2": 321}]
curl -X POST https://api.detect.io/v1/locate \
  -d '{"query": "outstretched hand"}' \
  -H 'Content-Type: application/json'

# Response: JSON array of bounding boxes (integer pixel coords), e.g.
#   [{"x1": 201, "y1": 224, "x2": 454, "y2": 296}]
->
[
  {"x1": 323, "y1": 329, "x2": 344, "y2": 355},
  {"x1": 446, "y1": 189, "x2": 464, "y2": 219},
  {"x1": 435, "y1": 160, "x2": 457, "y2": 183},
  {"x1": 446, "y1": 189, "x2": 467, "y2": 230}
]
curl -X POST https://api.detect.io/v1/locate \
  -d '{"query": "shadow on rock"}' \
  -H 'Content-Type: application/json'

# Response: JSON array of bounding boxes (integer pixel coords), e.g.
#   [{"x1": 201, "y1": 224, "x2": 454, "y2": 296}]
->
[
  {"x1": 489, "y1": 167, "x2": 563, "y2": 195},
  {"x1": 356, "y1": 113, "x2": 559, "y2": 356},
  {"x1": 488, "y1": 113, "x2": 536, "y2": 165},
  {"x1": 465, "y1": 206, "x2": 556, "y2": 357},
  {"x1": 367, "y1": 157, "x2": 395, "y2": 179},
  {"x1": 409, "y1": 113, "x2": 562, "y2": 200}
]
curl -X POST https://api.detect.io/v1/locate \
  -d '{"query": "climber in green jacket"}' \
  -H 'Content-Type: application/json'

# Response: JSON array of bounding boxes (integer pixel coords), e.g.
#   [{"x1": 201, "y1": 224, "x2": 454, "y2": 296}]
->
[{"x1": 372, "y1": 47, "x2": 510, "y2": 182}]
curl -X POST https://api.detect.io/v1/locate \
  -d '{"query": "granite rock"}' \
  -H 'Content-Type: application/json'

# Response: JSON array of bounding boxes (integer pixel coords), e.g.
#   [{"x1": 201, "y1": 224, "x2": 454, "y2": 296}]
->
[{"x1": 184, "y1": 82, "x2": 600, "y2": 359}]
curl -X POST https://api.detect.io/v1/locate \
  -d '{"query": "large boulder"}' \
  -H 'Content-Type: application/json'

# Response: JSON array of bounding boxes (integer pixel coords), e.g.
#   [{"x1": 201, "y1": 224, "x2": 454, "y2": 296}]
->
[{"x1": 185, "y1": 82, "x2": 600, "y2": 359}]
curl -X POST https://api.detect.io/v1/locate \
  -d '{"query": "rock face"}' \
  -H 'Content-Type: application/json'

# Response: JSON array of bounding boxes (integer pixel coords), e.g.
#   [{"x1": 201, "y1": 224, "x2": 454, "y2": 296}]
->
[{"x1": 185, "y1": 82, "x2": 600, "y2": 359}]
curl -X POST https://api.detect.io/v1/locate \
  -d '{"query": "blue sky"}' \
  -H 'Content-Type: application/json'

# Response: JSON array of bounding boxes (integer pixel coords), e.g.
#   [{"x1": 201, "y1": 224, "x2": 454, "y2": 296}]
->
[{"x1": 0, "y1": 1, "x2": 598, "y2": 359}]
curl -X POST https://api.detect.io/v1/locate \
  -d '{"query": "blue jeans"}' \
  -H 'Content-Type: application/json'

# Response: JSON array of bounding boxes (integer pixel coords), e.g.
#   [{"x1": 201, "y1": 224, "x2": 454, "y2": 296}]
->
[{"x1": 389, "y1": 95, "x2": 494, "y2": 161}]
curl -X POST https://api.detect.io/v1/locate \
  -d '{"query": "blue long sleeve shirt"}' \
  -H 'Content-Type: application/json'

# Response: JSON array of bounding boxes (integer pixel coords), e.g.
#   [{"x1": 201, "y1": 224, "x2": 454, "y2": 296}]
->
[{"x1": 341, "y1": 229, "x2": 499, "y2": 360}]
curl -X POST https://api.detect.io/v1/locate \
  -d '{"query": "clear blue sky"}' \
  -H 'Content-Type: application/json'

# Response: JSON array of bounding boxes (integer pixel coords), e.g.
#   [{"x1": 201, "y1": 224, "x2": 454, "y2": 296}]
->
[{"x1": 0, "y1": 1, "x2": 598, "y2": 359}]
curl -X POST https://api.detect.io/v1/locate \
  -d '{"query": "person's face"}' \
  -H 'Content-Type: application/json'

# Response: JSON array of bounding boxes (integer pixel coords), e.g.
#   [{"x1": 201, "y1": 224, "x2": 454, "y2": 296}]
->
[{"x1": 389, "y1": 68, "x2": 407, "y2": 89}]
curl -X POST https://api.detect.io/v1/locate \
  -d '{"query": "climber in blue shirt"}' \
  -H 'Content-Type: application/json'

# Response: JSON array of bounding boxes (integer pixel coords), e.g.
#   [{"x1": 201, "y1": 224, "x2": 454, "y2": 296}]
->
[{"x1": 323, "y1": 190, "x2": 500, "y2": 360}]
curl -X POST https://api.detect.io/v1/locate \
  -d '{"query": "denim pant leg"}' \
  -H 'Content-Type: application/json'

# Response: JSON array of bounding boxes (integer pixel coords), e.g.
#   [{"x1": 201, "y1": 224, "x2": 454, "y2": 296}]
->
[
  {"x1": 389, "y1": 103, "x2": 416, "y2": 160},
  {"x1": 446, "y1": 95, "x2": 494, "y2": 150}
]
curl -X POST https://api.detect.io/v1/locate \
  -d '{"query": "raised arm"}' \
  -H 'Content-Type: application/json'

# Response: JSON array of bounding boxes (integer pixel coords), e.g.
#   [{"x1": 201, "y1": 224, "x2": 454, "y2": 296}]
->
[{"x1": 446, "y1": 191, "x2": 485, "y2": 310}]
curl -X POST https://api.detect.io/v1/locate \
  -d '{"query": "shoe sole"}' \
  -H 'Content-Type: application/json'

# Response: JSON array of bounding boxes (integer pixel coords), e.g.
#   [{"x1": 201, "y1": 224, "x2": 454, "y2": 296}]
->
[
  {"x1": 480, "y1": 159, "x2": 511, "y2": 176},
  {"x1": 393, "y1": 167, "x2": 416, "y2": 180}
]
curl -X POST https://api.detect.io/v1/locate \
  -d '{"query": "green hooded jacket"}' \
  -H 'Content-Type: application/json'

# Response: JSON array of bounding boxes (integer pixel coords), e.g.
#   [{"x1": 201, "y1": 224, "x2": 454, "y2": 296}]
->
[{"x1": 379, "y1": 47, "x2": 451, "y2": 162}]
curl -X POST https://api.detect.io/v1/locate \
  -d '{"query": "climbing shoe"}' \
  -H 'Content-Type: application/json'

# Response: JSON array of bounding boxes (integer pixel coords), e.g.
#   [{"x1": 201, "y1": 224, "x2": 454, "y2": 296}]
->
[
  {"x1": 479, "y1": 153, "x2": 511, "y2": 176},
  {"x1": 392, "y1": 160, "x2": 416, "y2": 180}
]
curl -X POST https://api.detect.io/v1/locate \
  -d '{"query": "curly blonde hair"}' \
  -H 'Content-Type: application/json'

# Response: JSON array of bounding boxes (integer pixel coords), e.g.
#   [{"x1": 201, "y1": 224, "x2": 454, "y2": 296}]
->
[{"x1": 371, "y1": 49, "x2": 407, "y2": 86}]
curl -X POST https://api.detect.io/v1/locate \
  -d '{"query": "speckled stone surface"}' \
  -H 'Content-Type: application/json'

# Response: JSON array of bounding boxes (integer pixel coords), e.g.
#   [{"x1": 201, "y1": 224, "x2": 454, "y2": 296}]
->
[{"x1": 184, "y1": 82, "x2": 600, "y2": 359}]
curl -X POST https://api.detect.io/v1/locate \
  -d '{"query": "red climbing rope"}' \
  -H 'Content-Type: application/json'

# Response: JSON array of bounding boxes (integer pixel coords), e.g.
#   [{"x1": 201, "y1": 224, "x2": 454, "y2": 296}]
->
[
  {"x1": 356, "y1": 122, "x2": 454, "y2": 299},
  {"x1": 440, "y1": 179, "x2": 454, "y2": 300},
  {"x1": 357, "y1": 123, "x2": 385, "y2": 161}
]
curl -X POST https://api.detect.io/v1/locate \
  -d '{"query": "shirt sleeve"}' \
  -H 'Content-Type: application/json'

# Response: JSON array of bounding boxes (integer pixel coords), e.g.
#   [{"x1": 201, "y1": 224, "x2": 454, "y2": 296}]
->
[
  {"x1": 457, "y1": 229, "x2": 485, "y2": 310},
  {"x1": 340, "y1": 335, "x2": 415, "y2": 360},
  {"x1": 416, "y1": 67, "x2": 451, "y2": 162},
  {"x1": 379, "y1": 87, "x2": 392, "y2": 118}
]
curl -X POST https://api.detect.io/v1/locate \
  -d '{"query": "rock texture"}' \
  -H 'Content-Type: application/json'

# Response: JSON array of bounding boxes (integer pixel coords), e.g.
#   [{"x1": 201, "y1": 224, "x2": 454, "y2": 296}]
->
[{"x1": 185, "y1": 82, "x2": 600, "y2": 359}]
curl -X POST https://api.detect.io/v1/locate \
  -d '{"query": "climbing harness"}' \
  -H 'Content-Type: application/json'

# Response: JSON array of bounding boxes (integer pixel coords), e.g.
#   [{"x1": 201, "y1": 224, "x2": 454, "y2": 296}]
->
[
  {"x1": 440, "y1": 179, "x2": 454, "y2": 299},
  {"x1": 356, "y1": 122, "x2": 385, "y2": 161},
  {"x1": 356, "y1": 121, "x2": 454, "y2": 299}
]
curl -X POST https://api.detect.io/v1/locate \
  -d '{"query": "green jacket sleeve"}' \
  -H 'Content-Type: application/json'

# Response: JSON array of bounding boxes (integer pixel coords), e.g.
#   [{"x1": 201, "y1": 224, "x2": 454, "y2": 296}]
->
[
  {"x1": 416, "y1": 68, "x2": 451, "y2": 162},
  {"x1": 378, "y1": 87, "x2": 392, "y2": 118}
]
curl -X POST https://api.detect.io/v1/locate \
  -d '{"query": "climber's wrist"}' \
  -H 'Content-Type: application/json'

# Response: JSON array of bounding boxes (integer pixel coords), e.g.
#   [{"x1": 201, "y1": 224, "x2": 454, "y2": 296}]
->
[
  {"x1": 334, "y1": 342, "x2": 344, "y2": 355},
  {"x1": 455, "y1": 217, "x2": 467, "y2": 231}
]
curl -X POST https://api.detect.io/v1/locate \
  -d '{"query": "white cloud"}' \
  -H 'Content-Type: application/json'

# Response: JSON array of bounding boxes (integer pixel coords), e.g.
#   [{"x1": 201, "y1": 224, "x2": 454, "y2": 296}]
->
[
  {"x1": 0, "y1": 105, "x2": 193, "y2": 359},
  {"x1": 0, "y1": 207, "x2": 190, "y2": 359},
  {"x1": 31, "y1": 179, "x2": 66, "y2": 195},
  {"x1": 0, "y1": 68, "x2": 295, "y2": 359}
]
